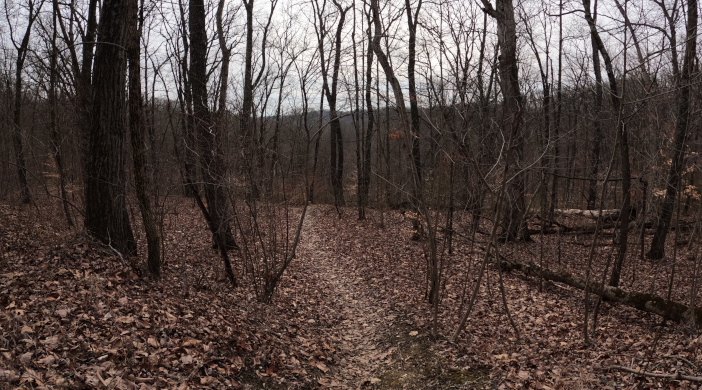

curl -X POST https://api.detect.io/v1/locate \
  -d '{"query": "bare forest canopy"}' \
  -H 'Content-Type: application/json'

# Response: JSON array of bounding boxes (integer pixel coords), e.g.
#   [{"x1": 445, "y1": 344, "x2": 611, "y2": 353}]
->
[{"x1": 2, "y1": 0, "x2": 702, "y2": 387}]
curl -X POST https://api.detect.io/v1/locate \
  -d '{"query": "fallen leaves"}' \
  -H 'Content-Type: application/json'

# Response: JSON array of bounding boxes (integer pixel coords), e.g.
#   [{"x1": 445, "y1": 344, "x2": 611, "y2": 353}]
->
[
  {"x1": 0, "y1": 369, "x2": 19, "y2": 382},
  {"x1": 312, "y1": 360, "x2": 328, "y2": 373},
  {"x1": 19, "y1": 352, "x2": 33, "y2": 365},
  {"x1": 2, "y1": 201, "x2": 702, "y2": 389},
  {"x1": 180, "y1": 355, "x2": 193, "y2": 365}
]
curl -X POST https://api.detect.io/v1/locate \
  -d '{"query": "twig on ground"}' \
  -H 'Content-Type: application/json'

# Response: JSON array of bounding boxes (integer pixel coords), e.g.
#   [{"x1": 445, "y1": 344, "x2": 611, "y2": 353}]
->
[
  {"x1": 602, "y1": 365, "x2": 702, "y2": 382},
  {"x1": 107, "y1": 233, "x2": 127, "y2": 265}
]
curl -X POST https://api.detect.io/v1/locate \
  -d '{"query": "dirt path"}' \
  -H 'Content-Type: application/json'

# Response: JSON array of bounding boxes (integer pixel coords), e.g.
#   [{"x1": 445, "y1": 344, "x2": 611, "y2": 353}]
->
[{"x1": 297, "y1": 205, "x2": 395, "y2": 388}]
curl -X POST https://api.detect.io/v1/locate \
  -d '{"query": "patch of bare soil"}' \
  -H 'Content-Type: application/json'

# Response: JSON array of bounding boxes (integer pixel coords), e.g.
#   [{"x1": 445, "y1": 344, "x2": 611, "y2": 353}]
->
[
  {"x1": 295, "y1": 205, "x2": 397, "y2": 387},
  {"x1": 296, "y1": 205, "x2": 495, "y2": 389},
  {"x1": 374, "y1": 315, "x2": 493, "y2": 389}
]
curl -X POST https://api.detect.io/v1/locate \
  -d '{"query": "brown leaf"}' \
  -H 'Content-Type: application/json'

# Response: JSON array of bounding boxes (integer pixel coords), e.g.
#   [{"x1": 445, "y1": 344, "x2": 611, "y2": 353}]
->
[
  {"x1": 518, "y1": 370, "x2": 531, "y2": 380},
  {"x1": 85, "y1": 374, "x2": 101, "y2": 387},
  {"x1": 315, "y1": 361, "x2": 329, "y2": 373},
  {"x1": 37, "y1": 355, "x2": 56, "y2": 366},
  {"x1": 147, "y1": 337, "x2": 159, "y2": 348},
  {"x1": 20, "y1": 351, "x2": 33, "y2": 365},
  {"x1": 41, "y1": 335, "x2": 60, "y2": 350},
  {"x1": 148, "y1": 354, "x2": 159, "y2": 366},
  {"x1": 182, "y1": 337, "x2": 200, "y2": 347},
  {"x1": 20, "y1": 368, "x2": 43, "y2": 385},
  {"x1": 180, "y1": 355, "x2": 193, "y2": 365},
  {"x1": 231, "y1": 356, "x2": 243, "y2": 370},
  {"x1": 0, "y1": 369, "x2": 19, "y2": 382}
]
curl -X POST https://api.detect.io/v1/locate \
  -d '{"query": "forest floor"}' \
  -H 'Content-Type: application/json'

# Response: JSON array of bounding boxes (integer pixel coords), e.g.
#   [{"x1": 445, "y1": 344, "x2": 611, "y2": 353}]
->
[{"x1": 2, "y1": 198, "x2": 702, "y2": 389}]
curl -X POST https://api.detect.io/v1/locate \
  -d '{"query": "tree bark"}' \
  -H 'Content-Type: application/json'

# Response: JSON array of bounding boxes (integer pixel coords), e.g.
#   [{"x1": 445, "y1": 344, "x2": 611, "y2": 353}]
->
[
  {"x1": 78, "y1": 0, "x2": 99, "y2": 186},
  {"x1": 314, "y1": 0, "x2": 349, "y2": 208},
  {"x1": 84, "y1": 0, "x2": 137, "y2": 256},
  {"x1": 10, "y1": 0, "x2": 43, "y2": 204},
  {"x1": 648, "y1": 0, "x2": 697, "y2": 260},
  {"x1": 241, "y1": 0, "x2": 256, "y2": 199},
  {"x1": 189, "y1": 0, "x2": 238, "y2": 286},
  {"x1": 405, "y1": 0, "x2": 422, "y2": 238},
  {"x1": 129, "y1": 0, "x2": 161, "y2": 276},
  {"x1": 369, "y1": 0, "x2": 439, "y2": 306},
  {"x1": 405, "y1": 0, "x2": 422, "y2": 184},
  {"x1": 582, "y1": 0, "x2": 629, "y2": 288},
  {"x1": 549, "y1": 0, "x2": 563, "y2": 222},
  {"x1": 480, "y1": 0, "x2": 527, "y2": 242},
  {"x1": 586, "y1": 30, "x2": 603, "y2": 211},
  {"x1": 359, "y1": 16, "x2": 375, "y2": 220},
  {"x1": 49, "y1": 0, "x2": 73, "y2": 227},
  {"x1": 501, "y1": 258, "x2": 702, "y2": 325},
  {"x1": 240, "y1": 0, "x2": 274, "y2": 199}
]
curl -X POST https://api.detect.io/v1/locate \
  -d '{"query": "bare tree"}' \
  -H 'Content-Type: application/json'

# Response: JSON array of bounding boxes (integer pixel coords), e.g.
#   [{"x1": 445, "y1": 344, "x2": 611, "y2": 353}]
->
[
  {"x1": 49, "y1": 0, "x2": 73, "y2": 226},
  {"x1": 240, "y1": 0, "x2": 277, "y2": 199},
  {"x1": 480, "y1": 0, "x2": 527, "y2": 241},
  {"x1": 129, "y1": 0, "x2": 161, "y2": 276},
  {"x1": 648, "y1": 0, "x2": 697, "y2": 260},
  {"x1": 189, "y1": 0, "x2": 237, "y2": 286},
  {"x1": 581, "y1": 0, "x2": 630, "y2": 288},
  {"x1": 368, "y1": 0, "x2": 441, "y2": 332},
  {"x1": 6, "y1": 0, "x2": 44, "y2": 204},
  {"x1": 84, "y1": 0, "x2": 137, "y2": 256},
  {"x1": 405, "y1": 0, "x2": 422, "y2": 184},
  {"x1": 312, "y1": 0, "x2": 350, "y2": 207},
  {"x1": 358, "y1": 4, "x2": 374, "y2": 220},
  {"x1": 585, "y1": 4, "x2": 604, "y2": 211}
]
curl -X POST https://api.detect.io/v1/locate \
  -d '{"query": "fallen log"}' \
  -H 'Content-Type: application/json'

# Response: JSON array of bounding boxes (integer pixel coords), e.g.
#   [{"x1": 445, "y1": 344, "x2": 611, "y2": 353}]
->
[
  {"x1": 554, "y1": 208, "x2": 621, "y2": 220},
  {"x1": 600, "y1": 366, "x2": 702, "y2": 382},
  {"x1": 500, "y1": 259, "x2": 702, "y2": 324},
  {"x1": 527, "y1": 220, "x2": 655, "y2": 236}
]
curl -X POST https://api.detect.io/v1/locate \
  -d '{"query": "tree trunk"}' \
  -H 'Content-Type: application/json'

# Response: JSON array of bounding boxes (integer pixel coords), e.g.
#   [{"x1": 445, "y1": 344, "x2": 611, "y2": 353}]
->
[
  {"x1": 129, "y1": 0, "x2": 161, "y2": 276},
  {"x1": 586, "y1": 34, "x2": 603, "y2": 210},
  {"x1": 84, "y1": 0, "x2": 137, "y2": 256},
  {"x1": 481, "y1": 0, "x2": 526, "y2": 242},
  {"x1": 405, "y1": 0, "x2": 422, "y2": 238},
  {"x1": 78, "y1": 0, "x2": 99, "y2": 188},
  {"x1": 582, "y1": 0, "x2": 629, "y2": 288},
  {"x1": 49, "y1": 0, "x2": 73, "y2": 227},
  {"x1": 405, "y1": 0, "x2": 422, "y2": 184},
  {"x1": 10, "y1": 0, "x2": 43, "y2": 204},
  {"x1": 216, "y1": 0, "x2": 231, "y2": 125},
  {"x1": 176, "y1": 0, "x2": 199, "y2": 199},
  {"x1": 241, "y1": 0, "x2": 257, "y2": 199},
  {"x1": 501, "y1": 258, "x2": 702, "y2": 325},
  {"x1": 360, "y1": 20, "x2": 375, "y2": 220},
  {"x1": 369, "y1": 0, "x2": 438, "y2": 306},
  {"x1": 189, "y1": 0, "x2": 238, "y2": 286},
  {"x1": 314, "y1": 0, "x2": 350, "y2": 208},
  {"x1": 549, "y1": 0, "x2": 563, "y2": 222},
  {"x1": 648, "y1": 0, "x2": 697, "y2": 260}
]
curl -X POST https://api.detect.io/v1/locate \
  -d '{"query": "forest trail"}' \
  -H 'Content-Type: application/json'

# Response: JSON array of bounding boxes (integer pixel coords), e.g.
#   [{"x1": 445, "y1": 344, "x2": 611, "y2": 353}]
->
[{"x1": 297, "y1": 205, "x2": 395, "y2": 388}]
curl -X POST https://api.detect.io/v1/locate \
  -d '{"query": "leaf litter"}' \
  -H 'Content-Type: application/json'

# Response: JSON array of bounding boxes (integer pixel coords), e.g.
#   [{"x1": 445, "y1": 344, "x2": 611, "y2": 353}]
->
[{"x1": 1, "y1": 201, "x2": 702, "y2": 389}]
